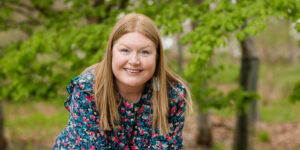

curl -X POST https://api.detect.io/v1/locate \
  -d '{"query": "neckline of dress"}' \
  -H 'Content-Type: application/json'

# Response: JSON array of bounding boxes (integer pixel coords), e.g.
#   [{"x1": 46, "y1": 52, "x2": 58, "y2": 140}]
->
[{"x1": 115, "y1": 81, "x2": 151, "y2": 107}]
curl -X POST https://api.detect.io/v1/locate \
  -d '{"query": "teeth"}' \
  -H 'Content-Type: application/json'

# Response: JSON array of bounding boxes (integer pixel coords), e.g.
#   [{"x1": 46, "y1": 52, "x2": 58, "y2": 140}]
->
[{"x1": 126, "y1": 69, "x2": 140, "y2": 73}]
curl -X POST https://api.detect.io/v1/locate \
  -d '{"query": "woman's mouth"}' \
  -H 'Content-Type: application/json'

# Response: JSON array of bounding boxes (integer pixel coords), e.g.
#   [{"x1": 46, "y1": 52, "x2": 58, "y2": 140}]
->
[{"x1": 124, "y1": 68, "x2": 142, "y2": 73}]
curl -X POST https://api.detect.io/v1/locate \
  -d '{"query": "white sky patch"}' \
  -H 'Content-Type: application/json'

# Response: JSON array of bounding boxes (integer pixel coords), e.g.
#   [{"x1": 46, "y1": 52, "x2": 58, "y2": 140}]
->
[
  {"x1": 162, "y1": 37, "x2": 174, "y2": 50},
  {"x1": 117, "y1": 13, "x2": 125, "y2": 20}
]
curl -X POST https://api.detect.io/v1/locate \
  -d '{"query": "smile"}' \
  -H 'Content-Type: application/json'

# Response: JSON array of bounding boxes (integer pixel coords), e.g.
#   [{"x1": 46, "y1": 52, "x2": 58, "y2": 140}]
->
[{"x1": 124, "y1": 68, "x2": 142, "y2": 73}]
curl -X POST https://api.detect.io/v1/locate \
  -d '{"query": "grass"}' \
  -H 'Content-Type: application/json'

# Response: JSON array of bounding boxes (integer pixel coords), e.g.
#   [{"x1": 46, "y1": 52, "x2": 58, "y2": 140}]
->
[
  {"x1": 256, "y1": 130, "x2": 271, "y2": 143},
  {"x1": 260, "y1": 98, "x2": 300, "y2": 123},
  {"x1": 4, "y1": 100, "x2": 68, "y2": 150},
  {"x1": 212, "y1": 143, "x2": 225, "y2": 150},
  {"x1": 212, "y1": 97, "x2": 300, "y2": 124},
  {"x1": 259, "y1": 62, "x2": 300, "y2": 92}
]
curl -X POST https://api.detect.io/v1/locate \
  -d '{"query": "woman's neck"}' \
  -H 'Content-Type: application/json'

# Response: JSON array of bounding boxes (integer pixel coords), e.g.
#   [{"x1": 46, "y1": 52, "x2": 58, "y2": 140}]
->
[{"x1": 116, "y1": 83, "x2": 144, "y2": 103}]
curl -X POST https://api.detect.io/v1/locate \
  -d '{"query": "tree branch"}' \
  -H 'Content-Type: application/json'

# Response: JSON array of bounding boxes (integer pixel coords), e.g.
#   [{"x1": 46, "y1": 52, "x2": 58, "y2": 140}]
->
[
  {"x1": 1, "y1": 1, "x2": 42, "y2": 26},
  {"x1": 13, "y1": 6, "x2": 35, "y2": 18},
  {"x1": 4, "y1": 1, "x2": 36, "y2": 11},
  {"x1": 4, "y1": 19, "x2": 41, "y2": 28}
]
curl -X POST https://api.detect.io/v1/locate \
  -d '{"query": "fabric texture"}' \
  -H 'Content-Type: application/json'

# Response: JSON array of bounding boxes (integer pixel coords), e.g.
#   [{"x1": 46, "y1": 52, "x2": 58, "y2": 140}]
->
[{"x1": 52, "y1": 67, "x2": 187, "y2": 150}]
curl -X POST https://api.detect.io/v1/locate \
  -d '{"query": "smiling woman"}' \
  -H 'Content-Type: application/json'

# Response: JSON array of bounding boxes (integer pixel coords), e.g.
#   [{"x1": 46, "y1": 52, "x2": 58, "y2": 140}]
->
[
  {"x1": 52, "y1": 13, "x2": 192, "y2": 150},
  {"x1": 112, "y1": 32, "x2": 157, "y2": 103}
]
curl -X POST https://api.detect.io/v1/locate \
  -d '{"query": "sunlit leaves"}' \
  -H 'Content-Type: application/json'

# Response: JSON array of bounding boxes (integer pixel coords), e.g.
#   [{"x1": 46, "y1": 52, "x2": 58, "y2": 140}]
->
[{"x1": 0, "y1": 24, "x2": 108, "y2": 101}]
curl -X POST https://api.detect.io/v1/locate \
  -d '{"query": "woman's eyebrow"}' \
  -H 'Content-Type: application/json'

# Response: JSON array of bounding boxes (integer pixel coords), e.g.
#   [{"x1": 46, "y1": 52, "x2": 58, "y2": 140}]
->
[{"x1": 118, "y1": 44, "x2": 152, "y2": 49}]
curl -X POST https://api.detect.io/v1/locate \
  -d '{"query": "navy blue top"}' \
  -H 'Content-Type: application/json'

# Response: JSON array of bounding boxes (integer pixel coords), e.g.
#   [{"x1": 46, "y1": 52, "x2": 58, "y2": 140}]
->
[{"x1": 52, "y1": 68, "x2": 187, "y2": 150}]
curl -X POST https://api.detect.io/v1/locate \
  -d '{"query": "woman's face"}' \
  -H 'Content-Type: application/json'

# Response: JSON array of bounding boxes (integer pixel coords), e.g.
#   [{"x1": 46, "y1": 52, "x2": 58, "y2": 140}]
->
[{"x1": 112, "y1": 32, "x2": 157, "y2": 90}]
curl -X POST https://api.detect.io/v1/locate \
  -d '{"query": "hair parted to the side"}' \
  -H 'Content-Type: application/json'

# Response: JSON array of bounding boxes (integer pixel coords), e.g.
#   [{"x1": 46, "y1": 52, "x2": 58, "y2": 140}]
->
[{"x1": 94, "y1": 13, "x2": 192, "y2": 134}]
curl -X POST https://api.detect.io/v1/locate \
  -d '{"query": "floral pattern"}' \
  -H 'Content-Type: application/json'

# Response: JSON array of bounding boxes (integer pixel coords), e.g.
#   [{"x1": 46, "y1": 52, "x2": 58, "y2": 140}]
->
[{"x1": 52, "y1": 67, "x2": 187, "y2": 150}]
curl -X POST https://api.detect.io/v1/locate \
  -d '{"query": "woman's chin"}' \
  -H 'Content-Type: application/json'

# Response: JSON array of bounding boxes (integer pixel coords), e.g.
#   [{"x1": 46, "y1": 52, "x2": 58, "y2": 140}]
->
[{"x1": 124, "y1": 82, "x2": 144, "y2": 88}]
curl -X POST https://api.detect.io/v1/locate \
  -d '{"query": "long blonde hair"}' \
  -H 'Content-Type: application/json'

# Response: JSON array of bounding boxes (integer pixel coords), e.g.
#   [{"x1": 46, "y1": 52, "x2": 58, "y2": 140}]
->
[{"x1": 94, "y1": 13, "x2": 192, "y2": 134}]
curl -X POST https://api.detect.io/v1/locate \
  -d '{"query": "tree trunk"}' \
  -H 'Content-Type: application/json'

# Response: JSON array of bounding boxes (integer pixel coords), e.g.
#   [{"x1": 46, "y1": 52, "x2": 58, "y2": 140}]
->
[
  {"x1": 234, "y1": 35, "x2": 259, "y2": 150},
  {"x1": 0, "y1": 101, "x2": 7, "y2": 150},
  {"x1": 234, "y1": 107, "x2": 248, "y2": 150},
  {"x1": 196, "y1": 110, "x2": 212, "y2": 147}
]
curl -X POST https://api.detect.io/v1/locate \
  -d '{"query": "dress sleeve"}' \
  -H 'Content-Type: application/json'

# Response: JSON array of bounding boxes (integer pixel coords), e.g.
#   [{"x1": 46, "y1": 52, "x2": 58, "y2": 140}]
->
[
  {"x1": 64, "y1": 76, "x2": 78, "y2": 112},
  {"x1": 168, "y1": 85, "x2": 186, "y2": 150},
  {"x1": 53, "y1": 72, "x2": 109, "y2": 150},
  {"x1": 149, "y1": 83, "x2": 187, "y2": 150}
]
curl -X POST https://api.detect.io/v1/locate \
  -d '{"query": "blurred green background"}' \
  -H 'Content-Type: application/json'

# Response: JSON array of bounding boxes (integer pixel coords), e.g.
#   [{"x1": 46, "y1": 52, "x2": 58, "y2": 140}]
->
[{"x1": 0, "y1": 0, "x2": 300, "y2": 150}]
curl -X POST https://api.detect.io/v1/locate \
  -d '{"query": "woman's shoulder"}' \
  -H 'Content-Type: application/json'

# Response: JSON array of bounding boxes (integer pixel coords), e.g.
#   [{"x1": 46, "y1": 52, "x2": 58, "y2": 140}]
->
[
  {"x1": 167, "y1": 81, "x2": 187, "y2": 118},
  {"x1": 68, "y1": 64, "x2": 98, "y2": 92},
  {"x1": 167, "y1": 81, "x2": 187, "y2": 104},
  {"x1": 168, "y1": 81, "x2": 186, "y2": 95},
  {"x1": 64, "y1": 64, "x2": 98, "y2": 110}
]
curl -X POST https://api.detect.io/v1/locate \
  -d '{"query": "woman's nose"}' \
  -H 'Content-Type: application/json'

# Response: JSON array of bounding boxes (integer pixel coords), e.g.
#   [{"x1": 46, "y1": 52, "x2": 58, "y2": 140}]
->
[{"x1": 128, "y1": 54, "x2": 141, "y2": 65}]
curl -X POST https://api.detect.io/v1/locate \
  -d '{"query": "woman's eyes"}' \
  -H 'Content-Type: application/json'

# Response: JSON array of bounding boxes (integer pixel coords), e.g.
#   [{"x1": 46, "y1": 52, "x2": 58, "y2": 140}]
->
[
  {"x1": 120, "y1": 49, "x2": 129, "y2": 53},
  {"x1": 140, "y1": 50, "x2": 150, "y2": 54},
  {"x1": 119, "y1": 49, "x2": 151, "y2": 55}
]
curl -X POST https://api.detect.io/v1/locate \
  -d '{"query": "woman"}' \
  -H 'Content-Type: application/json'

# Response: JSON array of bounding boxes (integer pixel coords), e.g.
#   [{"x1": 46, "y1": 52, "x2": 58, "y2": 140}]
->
[{"x1": 53, "y1": 13, "x2": 192, "y2": 150}]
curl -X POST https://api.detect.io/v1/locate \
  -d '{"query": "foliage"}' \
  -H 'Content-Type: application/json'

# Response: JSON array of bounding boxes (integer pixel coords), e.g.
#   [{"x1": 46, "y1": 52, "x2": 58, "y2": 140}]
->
[
  {"x1": 182, "y1": 0, "x2": 300, "y2": 109},
  {"x1": 0, "y1": 24, "x2": 109, "y2": 101},
  {"x1": 289, "y1": 81, "x2": 300, "y2": 103},
  {"x1": 227, "y1": 88, "x2": 260, "y2": 111},
  {"x1": 196, "y1": 86, "x2": 260, "y2": 113},
  {"x1": 0, "y1": 0, "x2": 129, "y2": 34},
  {"x1": 0, "y1": 0, "x2": 128, "y2": 101},
  {"x1": 0, "y1": 0, "x2": 299, "y2": 109}
]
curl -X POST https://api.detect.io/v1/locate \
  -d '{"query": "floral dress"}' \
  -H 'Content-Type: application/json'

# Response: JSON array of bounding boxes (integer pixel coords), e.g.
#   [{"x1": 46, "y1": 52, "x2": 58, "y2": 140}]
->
[{"x1": 52, "y1": 68, "x2": 187, "y2": 150}]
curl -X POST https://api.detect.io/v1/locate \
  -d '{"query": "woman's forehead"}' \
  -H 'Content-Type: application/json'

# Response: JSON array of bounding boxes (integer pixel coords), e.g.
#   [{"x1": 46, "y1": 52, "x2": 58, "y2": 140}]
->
[{"x1": 114, "y1": 32, "x2": 156, "y2": 49}]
